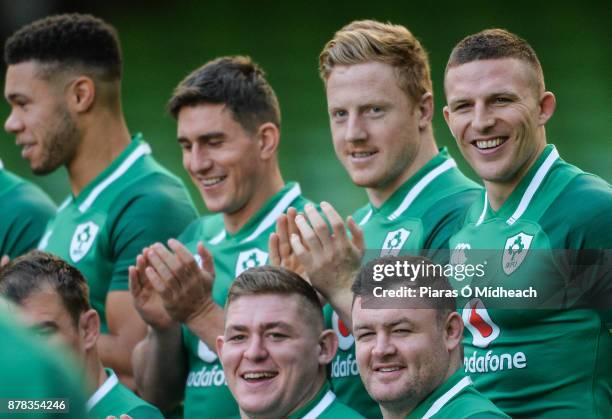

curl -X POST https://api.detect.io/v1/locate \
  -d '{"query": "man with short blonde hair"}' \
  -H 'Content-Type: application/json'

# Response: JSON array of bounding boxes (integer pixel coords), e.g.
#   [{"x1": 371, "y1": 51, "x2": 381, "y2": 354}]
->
[{"x1": 271, "y1": 20, "x2": 480, "y2": 417}]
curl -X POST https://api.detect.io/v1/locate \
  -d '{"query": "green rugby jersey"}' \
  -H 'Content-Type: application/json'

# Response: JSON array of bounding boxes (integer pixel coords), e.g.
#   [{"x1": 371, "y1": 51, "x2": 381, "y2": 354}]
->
[
  {"x1": 408, "y1": 369, "x2": 508, "y2": 419},
  {"x1": 0, "y1": 305, "x2": 87, "y2": 419},
  {"x1": 325, "y1": 149, "x2": 482, "y2": 418},
  {"x1": 449, "y1": 145, "x2": 612, "y2": 418},
  {"x1": 287, "y1": 381, "x2": 364, "y2": 418},
  {"x1": 179, "y1": 182, "x2": 309, "y2": 418},
  {"x1": 39, "y1": 135, "x2": 197, "y2": 331},
  {"x1": 87, "y1": 369, "x2": 163, "y2": 418},
  {"x1": 0, "y1": 161, "x2": 56, "y2": 258}
]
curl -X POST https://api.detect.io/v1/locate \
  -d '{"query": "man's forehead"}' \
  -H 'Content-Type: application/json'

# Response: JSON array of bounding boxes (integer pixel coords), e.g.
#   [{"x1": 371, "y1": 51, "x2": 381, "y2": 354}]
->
[
  {"x1": 326, "y1": 62, "x2": 402, "y2": 104},
  {"x1": 352, "y1": 298, "x2": 435, "y2": 327},
  {"x1": 226, "y1": 294, "x2": 305, "y2": 326},
  {"x1": 445, "y1": 58, "x2": 536, "y2": 96}
]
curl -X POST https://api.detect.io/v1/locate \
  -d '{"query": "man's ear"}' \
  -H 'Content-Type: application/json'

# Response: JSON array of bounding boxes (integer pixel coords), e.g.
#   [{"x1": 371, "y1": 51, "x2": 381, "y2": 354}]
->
[
  {"x1": 443, "y1": 312, "x2": 464, "y2": 353},
  {"x1": 80, "y1": 309, "x2": 100, "y2": 350},
  {"x1": 538, "y1": 91, "x2": 556, "y2": 126},
  {"x1": 255, "y1": 122, "x2": 280, "y2": 160},
  {"x1": 215, "y1": 335, "x2": 225, "y2": 360},
  {"x1": 417, "y1": 92, "x2": 434, "y2": 130},
  {"x1": 66, "y1": 76, "x2": 96, "y2": 113},
  {"x1": 317, "y1": 329, "x2": 339, "y2": 365}
]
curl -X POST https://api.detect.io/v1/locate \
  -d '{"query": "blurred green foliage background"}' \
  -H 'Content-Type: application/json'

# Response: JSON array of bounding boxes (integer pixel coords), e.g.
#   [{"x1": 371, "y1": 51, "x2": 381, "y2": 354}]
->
[{"x1": 1, "y1": 0, "x2": 610, "y2": 216}]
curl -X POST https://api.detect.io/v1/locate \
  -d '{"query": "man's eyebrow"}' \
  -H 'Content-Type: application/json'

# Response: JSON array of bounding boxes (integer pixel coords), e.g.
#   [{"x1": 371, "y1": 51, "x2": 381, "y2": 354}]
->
[
  {"x1": 353, "y1": 316, "x2": 417, "y2": 332},
  {"x1": 225, "y1": 321, "x2": 295, "y2": 333},
  {"x1": 177, "y1": 131, "x2": 226, "y2": 143}
]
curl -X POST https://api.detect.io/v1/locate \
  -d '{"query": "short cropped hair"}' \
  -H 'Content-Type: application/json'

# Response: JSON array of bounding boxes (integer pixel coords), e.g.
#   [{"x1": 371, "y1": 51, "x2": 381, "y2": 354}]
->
[
  {"x1": 167, "y1": 56, "x2": 281, "y2": 134},
  {"x1": 446, "y1": 28, "x2": 545, "y2": 92},
  {"x1": 319, "y1": 19, "x2": 432, "y2": 103},
  {"x1": 0, "y1": 251, "x2": 90, "y2": 327},
  {"x1": 352, "y1": 255, "x2": 456, "y2": 322},
  {"x1": 226, "y1": 266, "x2": 323, "y2": 326},
  {"x1": 4, "y1": 13, "x2": 122, "y2": 81}
]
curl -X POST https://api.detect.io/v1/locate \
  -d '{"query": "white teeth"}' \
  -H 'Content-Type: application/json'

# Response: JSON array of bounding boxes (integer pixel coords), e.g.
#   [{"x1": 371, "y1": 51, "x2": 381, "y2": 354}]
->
[
  {"x1": 378, "y1": 367, "x2": 400, "y2": 372},
  {"x1": 201, "y1": 176, "x2": 225, "y2": 186},
  {"x1": 351, "y1": 152, "x2": 375, "y2": 158},
  {"x1": 475, "y1": 138, "x2": 504, "y2": 149},
  {"x1": 243, "y1": 372, "x2": 276, "y2": 379}
]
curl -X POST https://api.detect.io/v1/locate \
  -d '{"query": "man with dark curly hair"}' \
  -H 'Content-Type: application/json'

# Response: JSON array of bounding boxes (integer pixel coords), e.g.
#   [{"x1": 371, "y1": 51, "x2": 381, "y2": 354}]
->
[{"x1": 3, "y1": 13, "x2": 198, "y2": 387}]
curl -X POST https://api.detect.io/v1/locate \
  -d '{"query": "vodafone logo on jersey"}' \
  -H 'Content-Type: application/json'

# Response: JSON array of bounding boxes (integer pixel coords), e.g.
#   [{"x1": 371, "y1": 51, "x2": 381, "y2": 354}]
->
[
  {"x1": 462, "y1": 299, "x2": 500, "y2": 348},
  {"x1": 332, "y1": 311, "x2": 354, "y2": 351}
]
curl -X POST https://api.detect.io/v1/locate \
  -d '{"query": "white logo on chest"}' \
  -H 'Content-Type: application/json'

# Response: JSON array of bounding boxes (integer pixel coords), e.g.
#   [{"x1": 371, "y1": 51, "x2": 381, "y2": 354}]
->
[
  {"x1": 69, "y1": 221, "x2": 100, "y2": 263},
  {"x1": 380, "y1": 228, "x2": 411, "y2": 256},
  {"x1": 235, "y1": 248, "x2": 268, "y2": 276},
  {"x1": 502, "y1": 232, "x2": 534, "y2": 275}
]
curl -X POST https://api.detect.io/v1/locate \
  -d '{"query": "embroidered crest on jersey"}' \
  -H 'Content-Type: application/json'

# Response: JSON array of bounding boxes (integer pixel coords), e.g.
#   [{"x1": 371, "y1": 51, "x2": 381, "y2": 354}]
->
[
  {"x1": 197, "y1": 340, "x2": 218, "y2": 362},
  {"x1": 69, "y1": 221, "x2": 100, "y2": 263},
  {"x1": 462, "y1": 299, "x2": 500, "y2": 348},
  {"x1": 332, "y1": 311, "x2": 355, "y2": 350},
  {"x1": 380, "y1": 228, "x2": 411, "y2": 257},
  {"x1": 502, "y1": 232, "x2": 533, "y2": 275},
  {"x1": 451, "y1": 243, "x2": 471, "y2": 266},
  {"x1": 235, "y1": 248, "x2": 268, "y2": 276}
]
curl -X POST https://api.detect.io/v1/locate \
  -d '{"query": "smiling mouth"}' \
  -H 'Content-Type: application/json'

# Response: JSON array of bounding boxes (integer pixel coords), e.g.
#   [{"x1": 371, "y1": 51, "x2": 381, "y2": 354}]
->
[
  {"x1": 473, "y1": 137, "x2": 508, "y2": 150},
  {"x1": 200, "y1": 176, "x2": 227, "y2": 187},
  {"x1": 374, "y1": 366, "x2": 405, "y2": 373},
  {"x1": 241, "y1": 371, "x2": 278, "y2": 382},
  {"x1": 350, "y1": 151, "x2": 377, "y2": 158}
]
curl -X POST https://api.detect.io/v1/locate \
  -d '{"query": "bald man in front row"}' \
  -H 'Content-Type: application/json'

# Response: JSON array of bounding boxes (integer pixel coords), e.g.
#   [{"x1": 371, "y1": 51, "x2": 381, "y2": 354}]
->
[{"x1": 351, "y1": 255, "x2": 508, "y2": 419}]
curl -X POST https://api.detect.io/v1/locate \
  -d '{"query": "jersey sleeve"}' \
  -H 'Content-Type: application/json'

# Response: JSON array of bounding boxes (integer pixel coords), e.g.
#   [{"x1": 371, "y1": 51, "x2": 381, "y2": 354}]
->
[
  {"x1": 0, "y1": 182, "x2": 56, "y2": 258},
  {"x1": 546, "y1": 174, "x2": 612, "y2": 325},
  {"x1": 107, "y1": 176, "x2": 198, "y2": 292}
]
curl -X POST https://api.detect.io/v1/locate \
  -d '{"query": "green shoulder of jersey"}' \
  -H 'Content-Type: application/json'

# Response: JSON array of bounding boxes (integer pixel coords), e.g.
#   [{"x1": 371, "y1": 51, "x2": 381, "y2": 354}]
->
[
  {"x1": 0, "y1": 162, "x2": 56, "y2": 258},
  {"x1": 87, "y1": 369, "x2": 163, "y2": 419},
  {"x1": 38, "y1": 134, "x2": 198, "y2": 332},
  {"x1": 449, "y1": 144, "x2": 612, "y2": 418},
  {"x1": 327, "y1": 148, "x2": 482, "y2": 419},
  {"x1": 408, "y1": 369, "x2": 508, "y2": 419},
  {"x1": 179, "y1": 182, "x2": 310, "y2": 418}
]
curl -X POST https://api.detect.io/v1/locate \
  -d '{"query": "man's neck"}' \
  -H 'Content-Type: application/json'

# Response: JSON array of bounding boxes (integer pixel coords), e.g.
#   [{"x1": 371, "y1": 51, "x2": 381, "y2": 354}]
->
[
  {"x1": 240, "y1": 373, "x2": 326, "y2": 419},
  {"x1": 223, "y1": 166, "x2": 285, "y2": 234},
  {"x1": 380, "y1": 358, "x2": 461, "y2": 418},
  {"x1": 366, "y1": 135, "x2": 438, "y2": 208},
  {"x1": 485, "y1": 141, "x2": 547, "y2": 211},
  {"x1": 68, "y1": 113, "x2": 131, "y2": 197}
]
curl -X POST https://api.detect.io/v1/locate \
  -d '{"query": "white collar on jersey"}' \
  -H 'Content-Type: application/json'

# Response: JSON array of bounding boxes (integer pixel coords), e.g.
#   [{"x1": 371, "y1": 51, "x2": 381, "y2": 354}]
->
[
  {"x1": 76, "y1": 143, "x2": 151, "y2": 213},
  {"x1": 86, "y1": 369, "x2": 119, "y2": 411},
  {"x1": 302, "y1": 389, "x2": 336, "y2": 419},
  {"x1": 208, "y1": 183, "x2": 302, "y2": 245},
  {"x1": 476, "y1": 146, "x2": 559, "y2": 226},
  {"x1": 359, "y1": 158, "x2": 457, "y2": 226},
  {"x1": 421, "y1": 375, "x2": 472, "y2": 419}
]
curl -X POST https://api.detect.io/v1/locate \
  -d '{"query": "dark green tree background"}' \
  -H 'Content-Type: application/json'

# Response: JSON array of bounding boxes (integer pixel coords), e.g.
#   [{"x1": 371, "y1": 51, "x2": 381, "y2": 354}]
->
[{"x1": 1, "y1": 0, "x2": 610, "y2": 215}]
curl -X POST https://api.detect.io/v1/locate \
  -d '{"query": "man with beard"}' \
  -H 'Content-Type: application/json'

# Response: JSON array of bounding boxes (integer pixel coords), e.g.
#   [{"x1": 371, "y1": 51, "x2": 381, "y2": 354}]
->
[{"x1": 3, "y1": 13, "x2": 197, "y2": 387}]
